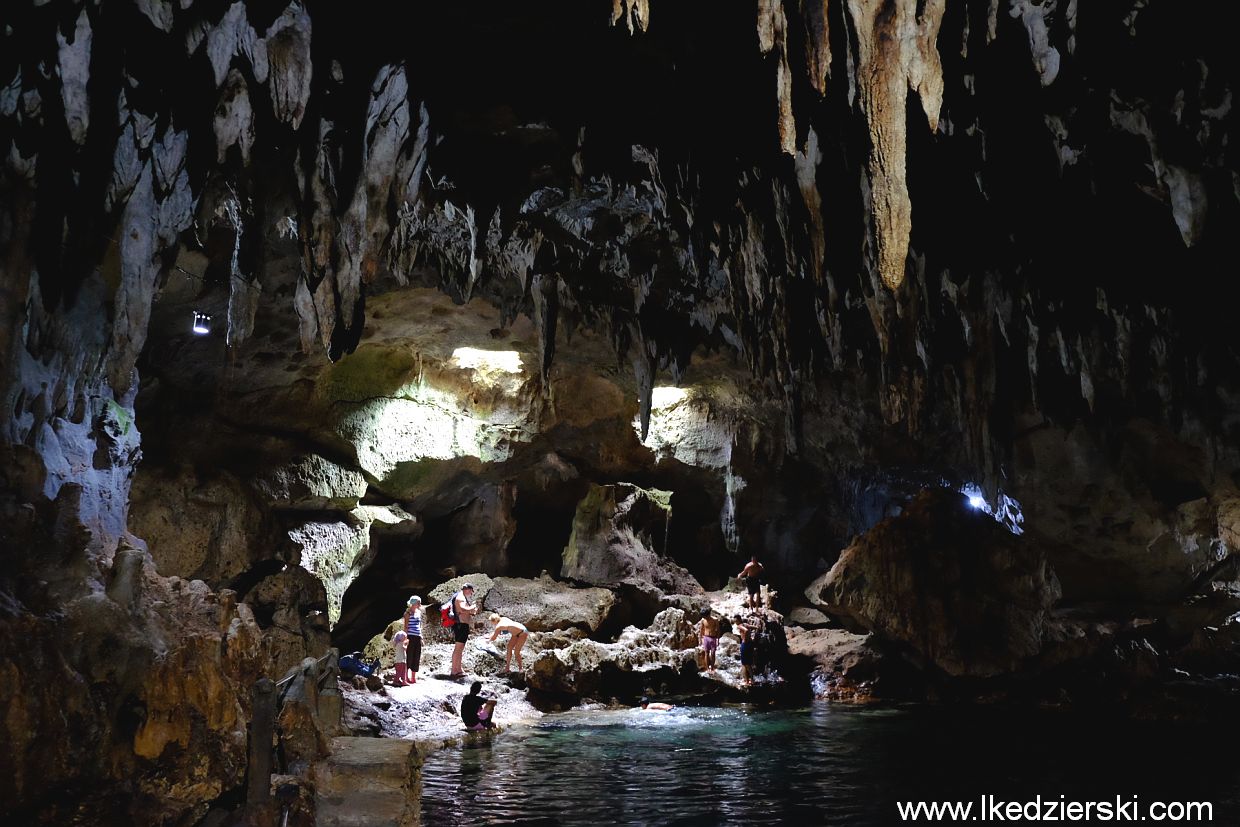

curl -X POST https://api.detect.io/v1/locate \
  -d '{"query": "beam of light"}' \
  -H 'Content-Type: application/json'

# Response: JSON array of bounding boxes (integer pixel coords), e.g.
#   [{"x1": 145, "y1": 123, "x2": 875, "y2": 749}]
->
[
  {"x1": 451, "y1": 347, "x2": 523, "y2": 374},
  {"x1": 650, "y1": 386, "x2": 688, "y2": 410}
]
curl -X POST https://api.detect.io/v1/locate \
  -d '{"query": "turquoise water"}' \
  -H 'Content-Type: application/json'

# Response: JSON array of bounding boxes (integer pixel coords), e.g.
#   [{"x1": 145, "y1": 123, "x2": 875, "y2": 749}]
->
[{"x1": 420, "y1": 704, "x2": 1240, "y2": 825}]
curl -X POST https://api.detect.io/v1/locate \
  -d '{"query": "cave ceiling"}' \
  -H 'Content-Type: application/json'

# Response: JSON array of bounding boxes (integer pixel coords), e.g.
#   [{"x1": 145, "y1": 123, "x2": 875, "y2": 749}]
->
[{"x1": 3, "y1": 0, "x2": 1239, "y2": 496}]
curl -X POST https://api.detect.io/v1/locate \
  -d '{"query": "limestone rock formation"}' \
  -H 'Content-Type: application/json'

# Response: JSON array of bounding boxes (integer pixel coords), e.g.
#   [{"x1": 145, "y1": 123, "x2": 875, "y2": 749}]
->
[
  {"x1": 3, "y1": 0, "x2": 1240, "y2": 820},
  {"x1": 562, "y1": 483, "x2": 705, "y2": 613},
  {"x1": 128, "y1": 464, "x2": 275, "y2": 583},
  {"x1": 787, "y1": 627, "x2": 891, "y2": 702},
  {"x1": 811, "y1": 488, "x2": 1062, "y2": 678},
  {"x1": 1014, "y1": 419, "x2": 1232, "y2": 602},
  {"x1": 526, "y1": 608, "x2": 698, "y2": 699},
  {"x1": 485, "y1": 575, "x2": 618, "y2": 634},
  {"x1": 245, "y1": 567, "x2": 332, "y2": 679},
  {"x1": 252, "y1": 454, "x2": 369, "y2": 512}
]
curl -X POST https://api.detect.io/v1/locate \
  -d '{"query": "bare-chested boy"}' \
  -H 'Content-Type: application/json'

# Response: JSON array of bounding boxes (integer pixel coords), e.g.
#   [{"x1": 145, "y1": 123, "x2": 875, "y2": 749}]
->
[{"x1": 696, "y1": 609, "x2": 725, "y2": 671}]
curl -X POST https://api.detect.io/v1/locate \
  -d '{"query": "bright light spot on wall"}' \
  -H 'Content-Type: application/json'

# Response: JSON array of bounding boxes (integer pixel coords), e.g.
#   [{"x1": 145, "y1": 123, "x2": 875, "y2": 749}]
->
[
  {"x1": 633, "y1": 386, "x2": 733, "y2": 469},
  {"x1": 961, "y1": 483, "x2": 990, "y2": 513},
  {"x1": 651, "y1": 386, "x2": 688, "y2": 410},
  {"x1": 191, "y1": 311, "x2": 211, "y2": 335},
  {"x1": 959, "y1": 483, "x2": 1025, "y2": 535},
  {"x1": 451, "y1": 347, "x2": 523, "y2": 374}
]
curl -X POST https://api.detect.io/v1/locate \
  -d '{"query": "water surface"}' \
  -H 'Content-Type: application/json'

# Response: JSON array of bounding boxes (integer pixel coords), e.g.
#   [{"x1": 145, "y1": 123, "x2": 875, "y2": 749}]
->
[{"x1": 421, "y1": 704, "x2": 1240, "y2": 825}]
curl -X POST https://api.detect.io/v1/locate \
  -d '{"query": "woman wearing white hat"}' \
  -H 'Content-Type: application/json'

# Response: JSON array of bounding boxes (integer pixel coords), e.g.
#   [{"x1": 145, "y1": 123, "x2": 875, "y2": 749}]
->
[{"x1": 400, "y1": 596, "x2": 424, "y2": 684}]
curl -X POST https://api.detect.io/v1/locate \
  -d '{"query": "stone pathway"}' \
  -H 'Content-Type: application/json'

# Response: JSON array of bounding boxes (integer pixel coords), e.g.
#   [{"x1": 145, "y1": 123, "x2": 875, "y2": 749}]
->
[{"x1": 312, "y1": 736, "x2": 419, "y2": 827}]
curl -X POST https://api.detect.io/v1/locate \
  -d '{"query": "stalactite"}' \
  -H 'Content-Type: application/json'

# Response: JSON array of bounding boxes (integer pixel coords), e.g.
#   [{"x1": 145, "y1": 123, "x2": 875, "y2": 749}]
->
[
  {"x1": 845, "y1": 0, "x2": 946, "y2": 292},
  {"x1": 801, "y1": 0, "x2": 832, "y2": 95},
  {"x1": 758, "y1": 0, "x2": 797, "y2": 155},
  {"x1": 610, "y1": 0, "x2": 651, "y2": 34}
]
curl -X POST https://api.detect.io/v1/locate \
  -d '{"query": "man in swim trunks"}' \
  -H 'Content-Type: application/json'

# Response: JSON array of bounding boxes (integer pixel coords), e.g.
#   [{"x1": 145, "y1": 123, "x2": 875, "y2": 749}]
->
[
  {"x1": 696, "y1": 609, "x2": 724, "y2": 672},
  {"x1": 488, "y1": 612, "x2": 529, "y2": 673},
  {"x1": 736, "y1": 555, "x2": 765, "y2": 609},
  {"x1": 449, "y1": 583, "x2": 477, "y2": 678}
]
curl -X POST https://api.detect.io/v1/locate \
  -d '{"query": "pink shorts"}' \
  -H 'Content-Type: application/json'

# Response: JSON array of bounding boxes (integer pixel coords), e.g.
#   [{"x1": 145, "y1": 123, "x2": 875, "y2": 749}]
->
[{"x1": 701, "y1": 635, "x2": 718, "y2": 654}]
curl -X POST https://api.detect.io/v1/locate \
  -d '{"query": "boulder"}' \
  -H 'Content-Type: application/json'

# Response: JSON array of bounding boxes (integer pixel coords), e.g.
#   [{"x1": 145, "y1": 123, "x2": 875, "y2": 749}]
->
[
  {"x1": 485, "y1": 574, "x2": 617, "y2": 633},
  {"x1": 561, "y1": 483, "x2": 704, "y2": 608},
  {"x1": 526, "y1": 608, "x2": 697, "y2": 698},
  {"x1": 428, "y1": 573, "x2": 497, "y2": 612},
  {"x1": 786, "y1": 606, "x2": 832, "y2": 628},
  {"x1": 810, "y1": 488, "x2": 1061, "y2": 678},
  {"x1": 786, "y1": 627, "x2": 887, "y2": 701}
]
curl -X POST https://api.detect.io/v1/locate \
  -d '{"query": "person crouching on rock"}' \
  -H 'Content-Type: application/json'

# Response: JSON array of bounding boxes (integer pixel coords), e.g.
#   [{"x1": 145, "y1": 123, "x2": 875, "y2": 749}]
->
[
  {"x1": 448, "y1": 583, "x2": 478, "y2": 678},
  {"x1": 696, "y1": 609, "x2": 723, "y2": 672},
  {"x1": 402, "y1": 595, "x2": 424, "y2": 683},
  {"x1": 461, "y1": 681, "x2": 497, "y2": 730},
  {"x1": 488, "y1": 613, "x2": 529, "y2": 674}
]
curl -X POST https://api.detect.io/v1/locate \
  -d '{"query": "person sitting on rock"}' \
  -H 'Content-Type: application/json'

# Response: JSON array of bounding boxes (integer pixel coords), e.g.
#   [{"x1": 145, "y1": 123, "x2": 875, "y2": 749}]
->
[
  {"x1": 461, "y1": 681, "x2": 497, "y2": 730},
  {"x1": 696, "y1": 609, "x2": 724, "y2": 672},
  {"x1": 487, "y1": 612, "x2": 529, "y2": 674},
  {"x1": 737, "y1": 555, "x2": 765, "y2": 609},
  {"x1": 639, "y1": 696, "x2": 674, "y2": 711},
  {"x1": 448, "y1": 583, "x2": 478, "y2": 678}
]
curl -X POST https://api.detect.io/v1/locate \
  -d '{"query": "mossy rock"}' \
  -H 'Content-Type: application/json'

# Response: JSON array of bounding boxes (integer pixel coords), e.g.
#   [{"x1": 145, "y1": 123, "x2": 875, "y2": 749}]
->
[{"x1": 318, "y1": 345, "x2": 421, "y2": 403}]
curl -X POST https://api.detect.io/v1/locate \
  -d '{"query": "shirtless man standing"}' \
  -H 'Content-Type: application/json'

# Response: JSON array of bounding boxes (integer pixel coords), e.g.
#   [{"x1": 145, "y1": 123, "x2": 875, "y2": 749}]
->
[
  {"x1": 448, "y1": 583, "x2": 478, "y2": 678},
  {"x1": 736, "y1": 555, "x2": 765, "y2": 609},
  {"x1": 696, "y1": 609, "x2": 724, "y2": 672}
]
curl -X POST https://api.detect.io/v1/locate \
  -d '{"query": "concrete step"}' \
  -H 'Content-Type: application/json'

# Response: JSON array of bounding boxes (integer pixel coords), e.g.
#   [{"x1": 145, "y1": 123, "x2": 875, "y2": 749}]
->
[
  {"x1": 313, "y1": 737, "x2": 418, "y2": 826},
  {"x1": 315, "y1": 789, "x2": 415, "y2": 827}
]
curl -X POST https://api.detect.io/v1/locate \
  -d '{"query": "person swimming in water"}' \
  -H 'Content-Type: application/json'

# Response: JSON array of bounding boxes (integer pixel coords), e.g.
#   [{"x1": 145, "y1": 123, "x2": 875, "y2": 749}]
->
[
  {"x1": 639, "y1": 696, "x2": 674, "y2": 711},
  {"x1": 487, "y1": 612, "x2": 529, "y2": 673}
]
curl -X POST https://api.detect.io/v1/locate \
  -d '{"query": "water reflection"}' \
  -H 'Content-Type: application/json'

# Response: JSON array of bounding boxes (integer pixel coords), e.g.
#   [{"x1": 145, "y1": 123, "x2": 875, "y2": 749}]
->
[{"x1": 420, "y1": 705, "x2": 1240, "y2": 826}]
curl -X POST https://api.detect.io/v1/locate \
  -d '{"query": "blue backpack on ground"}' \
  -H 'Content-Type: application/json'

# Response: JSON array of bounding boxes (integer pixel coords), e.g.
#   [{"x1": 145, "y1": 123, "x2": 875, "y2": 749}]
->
[{"x1": 339, "y1": 652, "x2": 379, "y2": 678}]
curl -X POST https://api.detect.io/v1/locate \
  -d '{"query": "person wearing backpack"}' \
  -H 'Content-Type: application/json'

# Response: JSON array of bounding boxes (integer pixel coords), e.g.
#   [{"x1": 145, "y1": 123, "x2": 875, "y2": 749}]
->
[
  {"x1": 402, "y1": 595, "x2": 424, "y2": 684},
  {"x1": 447, "y1": 583, "x2": 477, "y2": 678}
]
